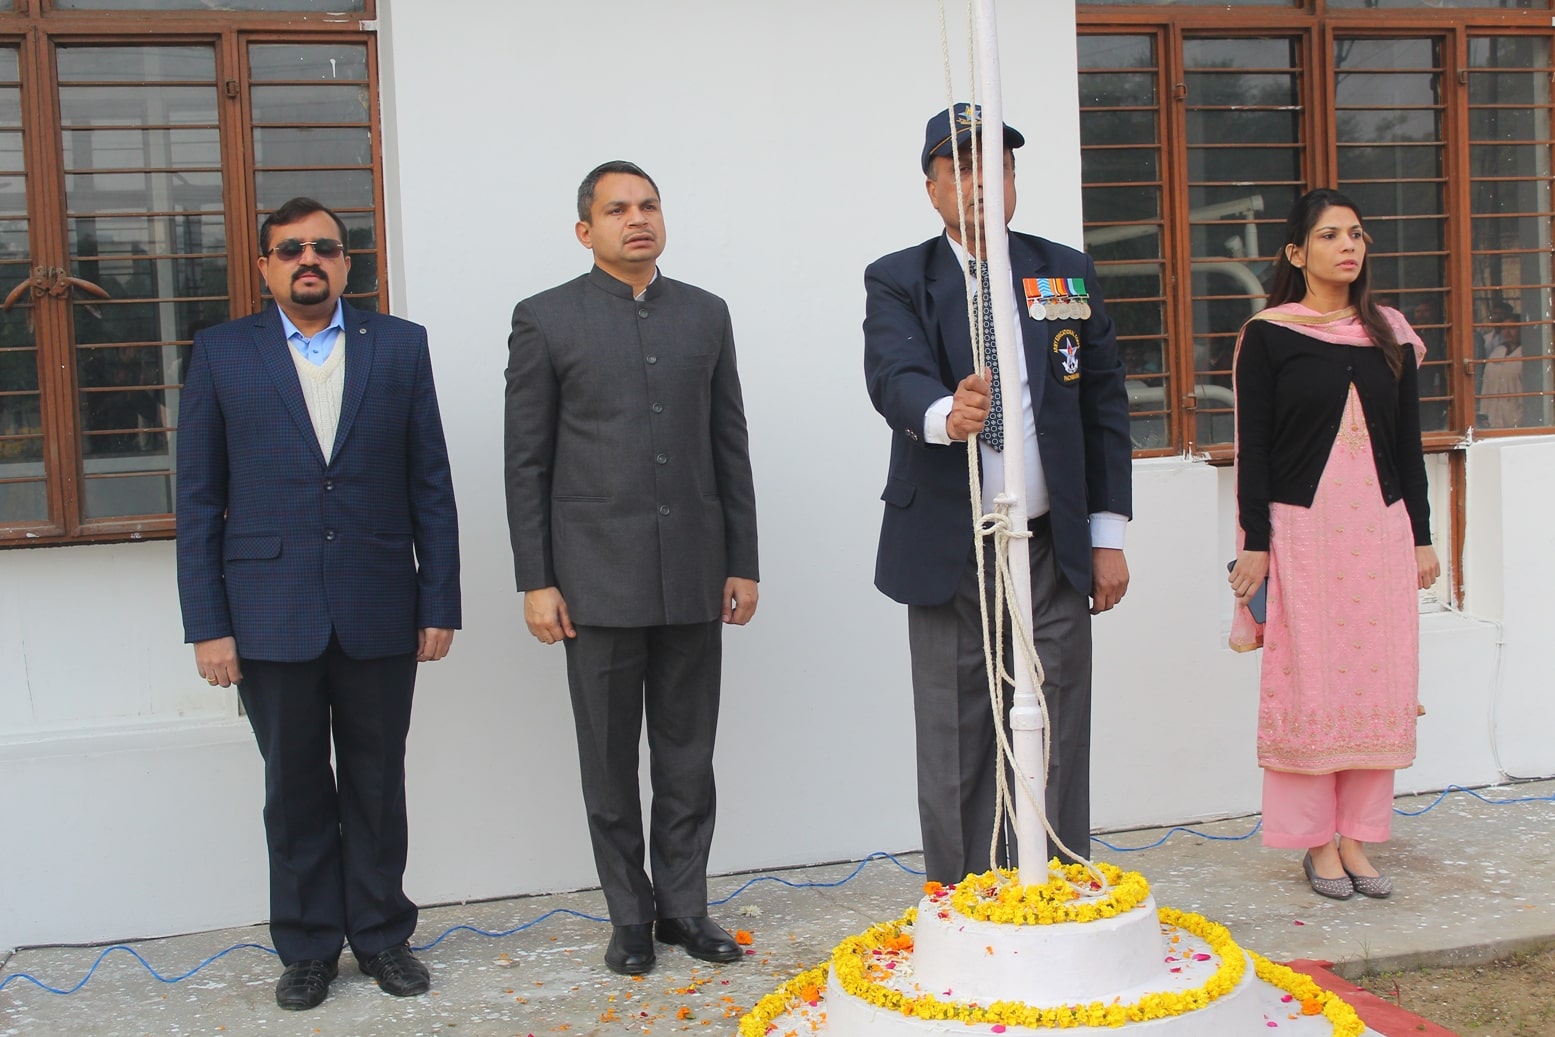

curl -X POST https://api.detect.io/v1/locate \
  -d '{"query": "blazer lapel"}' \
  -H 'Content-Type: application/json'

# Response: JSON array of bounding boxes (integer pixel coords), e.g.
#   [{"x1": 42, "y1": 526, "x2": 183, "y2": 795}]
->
[
  {"x1": 332, "y1": 300, "x2": 373, "y2": 461},
  {"x1": 253, "y1": 305, "x2": 328, "y2": 467},
  {"x1": 927, "y1": 236, "x2": 978, "y2": 380}
]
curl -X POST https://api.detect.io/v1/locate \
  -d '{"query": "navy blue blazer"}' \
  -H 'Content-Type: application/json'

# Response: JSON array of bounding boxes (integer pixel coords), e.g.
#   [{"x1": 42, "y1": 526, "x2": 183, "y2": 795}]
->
[
  {"x1": 863, "y1": 231, "x2": 1132, "y2": 606},
  {"x1": 176, "y1": 300, "x2": 461, "y2": 662}
]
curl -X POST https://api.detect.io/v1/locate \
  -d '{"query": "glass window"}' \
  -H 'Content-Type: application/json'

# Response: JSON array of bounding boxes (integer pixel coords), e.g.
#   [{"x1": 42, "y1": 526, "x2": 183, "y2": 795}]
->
[
  {"x1": 0, "y1": 16, "x2": 384, "y2": 545},
  {"x1": 55, "y1": 0, "x2": 364, "y2": 9},
  {"x1": 1467, "y1": 36, "x2": 1554, "y2": 432},
  {"x1": 1079, "y1": 8, "x2": 1555, "y2": 455},
  {"x1": 1078, "y1": 34, "x2": 1171, "y2": 452}
]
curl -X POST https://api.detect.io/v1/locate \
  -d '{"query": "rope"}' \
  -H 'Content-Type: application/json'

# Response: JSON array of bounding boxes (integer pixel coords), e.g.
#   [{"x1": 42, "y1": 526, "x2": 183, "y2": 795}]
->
[{"x1": 935, "y1": 0, "x2": 1106, "y2": 898}]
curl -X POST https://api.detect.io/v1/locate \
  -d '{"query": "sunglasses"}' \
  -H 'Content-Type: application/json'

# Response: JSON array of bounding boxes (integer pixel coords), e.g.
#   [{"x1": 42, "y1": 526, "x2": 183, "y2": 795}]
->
[{"x1": 267, "y1": 238, "x2": 346, "y2": 261}]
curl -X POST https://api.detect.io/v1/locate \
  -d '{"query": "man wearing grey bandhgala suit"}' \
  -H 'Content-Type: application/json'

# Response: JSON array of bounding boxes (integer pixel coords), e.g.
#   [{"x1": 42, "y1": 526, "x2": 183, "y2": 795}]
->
[{"x1": 504, "y1": 161, "x2": 759, "y2": 977}]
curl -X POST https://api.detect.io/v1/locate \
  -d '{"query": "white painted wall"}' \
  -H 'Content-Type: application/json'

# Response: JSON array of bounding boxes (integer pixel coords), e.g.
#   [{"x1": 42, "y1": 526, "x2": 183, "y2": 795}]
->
[{"x1": 1, "y1": 1, "x2": 1548, "y2": 951}]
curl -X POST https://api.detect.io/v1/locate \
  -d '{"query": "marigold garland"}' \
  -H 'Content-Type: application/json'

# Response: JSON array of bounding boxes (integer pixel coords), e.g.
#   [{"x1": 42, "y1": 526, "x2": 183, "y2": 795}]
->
[
  {"x1": 738, "y1": 897, "x2": 1367, "y2": 1035},
  {"x1": 825, "y1": 904, "x2": 1244, "y2": 1029},
  {"x1": 1249, "y1": 950, "x2": 1365, "y2": 1037},
  {"x1": 738, "y1": 962, "x2": 830, "y2": 1037},
  {"x1": 946, "y1": 861, "x2": 1151, "y2": 925}
]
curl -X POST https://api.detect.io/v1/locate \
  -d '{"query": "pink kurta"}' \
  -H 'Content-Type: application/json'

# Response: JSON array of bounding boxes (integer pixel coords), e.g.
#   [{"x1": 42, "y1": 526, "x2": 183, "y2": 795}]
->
[{"x1": 1257, "y1": 386, "x2": 1420, "y2": 773}]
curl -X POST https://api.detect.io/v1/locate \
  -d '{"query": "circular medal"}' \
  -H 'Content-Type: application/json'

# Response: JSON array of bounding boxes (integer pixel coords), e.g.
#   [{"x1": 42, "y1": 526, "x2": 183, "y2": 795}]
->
[
  {"x1": 1058, "y1": 299, "x2": 1075, "y2": 320},
  {"x1": 1079, "y1": 299, "x2": 1092, "y2": 320},
  {"x1": 1027, "y1": 299, "x2": 1047, "y2": 321}
]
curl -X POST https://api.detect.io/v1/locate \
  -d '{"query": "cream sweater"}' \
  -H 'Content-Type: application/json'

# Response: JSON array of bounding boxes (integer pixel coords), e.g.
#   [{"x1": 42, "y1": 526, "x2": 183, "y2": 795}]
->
[{"x1": 291, "y1": 339, "x2": 347, "y2": 463}]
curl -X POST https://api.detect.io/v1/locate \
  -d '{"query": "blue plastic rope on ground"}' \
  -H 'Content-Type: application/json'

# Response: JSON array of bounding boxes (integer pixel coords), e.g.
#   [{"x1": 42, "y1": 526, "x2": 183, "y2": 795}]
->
[{"x1": 3, "y1": 789, "x2": 1548, "y2": 996}]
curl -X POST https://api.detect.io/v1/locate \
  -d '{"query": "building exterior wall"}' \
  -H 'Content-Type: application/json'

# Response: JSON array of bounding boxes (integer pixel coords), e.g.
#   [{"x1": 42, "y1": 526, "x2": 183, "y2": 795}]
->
[{"x1": 1, "y1": 0, "x2": 1548, "y2": 951}]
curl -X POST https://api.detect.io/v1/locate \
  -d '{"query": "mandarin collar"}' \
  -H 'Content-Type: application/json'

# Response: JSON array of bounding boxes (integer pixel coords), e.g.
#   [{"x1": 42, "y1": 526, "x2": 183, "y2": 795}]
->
[{"x1": 588, "y1": 264, "x2": 661, "y2": 301}]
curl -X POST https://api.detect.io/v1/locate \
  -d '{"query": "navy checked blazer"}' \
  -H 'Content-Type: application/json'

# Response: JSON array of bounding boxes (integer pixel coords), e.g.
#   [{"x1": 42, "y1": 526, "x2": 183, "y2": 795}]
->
[
  {"x1": 864, "y1": 231, "x2": 1132, "y2": 606},
  {"x1": 176, "y1": 300, "x2": 461, "y2": 663}
]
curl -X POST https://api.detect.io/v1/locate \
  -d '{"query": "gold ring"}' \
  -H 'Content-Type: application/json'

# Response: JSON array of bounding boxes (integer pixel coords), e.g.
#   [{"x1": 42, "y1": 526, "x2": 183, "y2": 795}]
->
[{"x1": 206, "y1": 677, "x2": 219, "y2": 684}]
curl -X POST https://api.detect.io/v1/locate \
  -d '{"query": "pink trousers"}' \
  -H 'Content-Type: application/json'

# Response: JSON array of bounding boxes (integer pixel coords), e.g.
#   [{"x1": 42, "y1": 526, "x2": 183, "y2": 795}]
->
[{"x1": 1260, "y1": 768, "x2": 1395, "y2": 849}]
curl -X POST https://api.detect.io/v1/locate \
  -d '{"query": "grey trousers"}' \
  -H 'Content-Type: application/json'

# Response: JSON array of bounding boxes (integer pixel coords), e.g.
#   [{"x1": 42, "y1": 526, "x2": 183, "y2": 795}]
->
[
  {"x1": 906, "y1": 521, "x2": 1092, "y2": 883},
  {"x1": 563, "y1": 621, "x2": 722, "y2": 925}
]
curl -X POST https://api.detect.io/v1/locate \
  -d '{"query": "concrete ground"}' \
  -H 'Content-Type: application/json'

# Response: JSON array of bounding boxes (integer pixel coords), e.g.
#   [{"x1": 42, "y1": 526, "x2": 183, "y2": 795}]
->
[{"x1": 3, "y1": 779, "x2": 1552, "y2": 1037}]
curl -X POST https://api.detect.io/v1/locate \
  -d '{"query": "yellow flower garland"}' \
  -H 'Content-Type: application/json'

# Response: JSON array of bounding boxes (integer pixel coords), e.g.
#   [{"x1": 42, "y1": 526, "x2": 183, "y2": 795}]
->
[
  {"x1": 738, "y1": 900, "x2": 1366, "y2": 1036},
  {"x1": 945, "y1": 862, "x2": 1151, "y2": 925},
  {"x1": 738, "y1": 962, "x2": 830, "y2": 1037},
  {"x1": 1249, "y1": 951, "x2": 1365, "y2": 1037}
]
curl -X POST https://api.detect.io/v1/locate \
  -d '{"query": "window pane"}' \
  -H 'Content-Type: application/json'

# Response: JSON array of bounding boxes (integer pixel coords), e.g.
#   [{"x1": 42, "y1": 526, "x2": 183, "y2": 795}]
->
[
  {"x1": 250, "y1": 44, "x2": 368, "y2": 82},
  {"x1": 0, "y1": 45, "x2": 41, "y2": 527},
  {"x1": 1178, "y1": 36, "x2": 1303, "y2": 448},
  {"x1": 56, "y1": 46, "x2": 213, "y2": 82},
  {"x1": 251, "y1": 43, "x2": 381, "y2": 312},
  {"x1": 56, "y1": 0, "x2": 363, "y2": 9},
  {"x1": 66, "y1": 170, "x2": 225, "y2": 214},
  {"x1": 250, "y1": 85, "x2": 369, "y2": 125},
  {"x1": 65, "y1": 128, "x2": 220, "y2": 171},
  {"x1": 59, "y1": 86, "x2": 217, "y2": 128},
  {"x1": 1079, "y1": 33, "x2": 1174, "y2": 454},
  {"x1": 254, "y1": 168, "x2": 374, "y2": 208},
  {"x1": 1334, "y1": 33, "x2": 1450, "y2": 423},
  {"x1": 1468, "y1": 37, "x2": 1555, "y2": 433},
  {"x1": 57, "y1": 44, "x2": 222, "y2": 524},
  {"x1": 253, "y1": 126, "x2": 372, "y2": 168}
]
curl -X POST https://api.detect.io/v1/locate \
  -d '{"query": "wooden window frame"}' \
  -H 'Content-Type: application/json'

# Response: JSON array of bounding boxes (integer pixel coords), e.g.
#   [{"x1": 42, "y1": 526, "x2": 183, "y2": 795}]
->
[
  {"x1": 1078, "y1": 3, "x2": 1555, "y2": 606},
  {"x1": 0, "y1": 0, "x2": 386, "y2": 548}
]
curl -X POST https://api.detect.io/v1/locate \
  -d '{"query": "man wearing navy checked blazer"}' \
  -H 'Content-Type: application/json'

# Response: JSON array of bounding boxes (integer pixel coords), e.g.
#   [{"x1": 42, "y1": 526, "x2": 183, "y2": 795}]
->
[{"x1": 176, "y1": 197, "x2": 460, "y2": 1011}]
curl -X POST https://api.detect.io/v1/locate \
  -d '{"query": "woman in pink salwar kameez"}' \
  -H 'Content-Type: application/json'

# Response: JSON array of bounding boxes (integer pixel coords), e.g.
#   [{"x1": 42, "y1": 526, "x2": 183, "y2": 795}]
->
[{"x1": 1229, "y1": 189, "x2": 1441, "y2": 901}]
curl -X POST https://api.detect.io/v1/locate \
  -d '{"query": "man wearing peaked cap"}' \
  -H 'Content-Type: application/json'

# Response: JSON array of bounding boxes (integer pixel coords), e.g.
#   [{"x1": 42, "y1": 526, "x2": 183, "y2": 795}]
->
[
  {"x1": 863, "y1": 105, "x2": 1133, "y2": 883},
  {"x1": 920, "y1": 101, "x2": 1026, "y2": 174}
]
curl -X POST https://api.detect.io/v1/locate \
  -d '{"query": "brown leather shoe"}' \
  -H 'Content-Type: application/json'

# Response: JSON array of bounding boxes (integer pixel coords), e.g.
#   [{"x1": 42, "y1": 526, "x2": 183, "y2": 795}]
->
[{"x1": 655, "y1": 915, "x2": 741, "y2": 964}]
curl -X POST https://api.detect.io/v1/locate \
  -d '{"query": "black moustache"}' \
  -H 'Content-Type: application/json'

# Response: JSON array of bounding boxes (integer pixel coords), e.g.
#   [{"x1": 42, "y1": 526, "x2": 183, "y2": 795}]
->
[{"x1": 293, "y1": 266, "x2": 325, "y2": 281}]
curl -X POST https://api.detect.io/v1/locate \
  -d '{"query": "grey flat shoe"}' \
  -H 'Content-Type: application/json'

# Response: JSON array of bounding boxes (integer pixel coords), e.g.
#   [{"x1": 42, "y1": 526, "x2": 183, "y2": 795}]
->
[
  {"x1": 1302, "y1": 852, "x2": 1354, "y2": 900},
  {"x1": 1344, "y1": 866, "x2": 1393, "y2": 899}
]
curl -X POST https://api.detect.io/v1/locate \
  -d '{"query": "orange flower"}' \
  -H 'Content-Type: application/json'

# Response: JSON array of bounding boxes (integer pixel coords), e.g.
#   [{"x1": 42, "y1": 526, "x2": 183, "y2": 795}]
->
[
  {"x1": 1301, "y1": 998, "x2": 1324, "y2": 1015},
  {"x1": 923, "y1": 881, "x2": 945, "y2": 896},
  {"x1": 735, "y1": 929, "x2": 754, "y2": 945},
  {"x1": 676, "y1": 1006, "x2": 692, "y2": 1020}
]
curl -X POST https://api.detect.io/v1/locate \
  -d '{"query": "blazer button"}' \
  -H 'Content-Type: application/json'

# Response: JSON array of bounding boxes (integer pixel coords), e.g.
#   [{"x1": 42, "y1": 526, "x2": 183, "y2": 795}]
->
[
  {"x1": 655, "y1": 452, "x2": 668, "y2": 464},
  {"x1": 646, "y1": 355, "x2": 658, "y2": 365},
  {"x1": 324, "y1": 479, "x2": 334, "y2": 491},
  {"x1": 658, "y1": 504, "x2": 671, "y2": 516},
  {"x1": 325, "y1": 530, "x2": 336, "y2": 541},
  {"x1": 651, "y1": 402, "x2": 664, "y2": 413},
  {"x1": 638, "y1": 308, "x2": 649, "y2": 318}
]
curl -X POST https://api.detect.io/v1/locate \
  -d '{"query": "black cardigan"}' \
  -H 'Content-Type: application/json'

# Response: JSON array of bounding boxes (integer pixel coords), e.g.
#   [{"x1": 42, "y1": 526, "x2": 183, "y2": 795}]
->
[{"x1": 1235, "y1": 319, "x2": 1431, "y2": 552}]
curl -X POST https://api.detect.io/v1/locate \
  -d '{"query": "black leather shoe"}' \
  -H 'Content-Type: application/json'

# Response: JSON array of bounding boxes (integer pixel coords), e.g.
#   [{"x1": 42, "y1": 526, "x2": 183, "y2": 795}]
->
[
  {"x1": 655, "y1": 915, "x2": 742, "y2": 964},
  {"x1": 356, "y1": 943, "x2": 431, "y2": 996},
  {"x1": 275, "y1": 958, "x2": 337, "y2": 1010},
  {"x1": 605, "y1": 923, "x2": 656, "y2": 975}
]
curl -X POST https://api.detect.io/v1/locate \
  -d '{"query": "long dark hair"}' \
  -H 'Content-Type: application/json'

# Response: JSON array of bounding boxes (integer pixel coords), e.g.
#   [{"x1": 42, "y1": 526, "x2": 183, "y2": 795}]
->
[{"x1": 1267, "y1": 188, "x2": 1403, "y2": 378}]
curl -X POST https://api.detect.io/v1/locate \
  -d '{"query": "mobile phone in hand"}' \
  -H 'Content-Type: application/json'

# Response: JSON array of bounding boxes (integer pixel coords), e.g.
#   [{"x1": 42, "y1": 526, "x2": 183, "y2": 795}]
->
[{"x1": 1227, "y1": 560, "x2": 1269, "y2": 624}]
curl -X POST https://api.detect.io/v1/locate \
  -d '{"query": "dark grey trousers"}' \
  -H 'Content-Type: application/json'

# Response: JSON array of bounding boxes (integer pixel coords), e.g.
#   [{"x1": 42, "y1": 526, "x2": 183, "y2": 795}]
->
[
  {"x1": 906, "y1": 522, "x2": 1092, "y2": 883},
  {"x1": 563, "y1": 621, "x2": 722, "y2": 925}
]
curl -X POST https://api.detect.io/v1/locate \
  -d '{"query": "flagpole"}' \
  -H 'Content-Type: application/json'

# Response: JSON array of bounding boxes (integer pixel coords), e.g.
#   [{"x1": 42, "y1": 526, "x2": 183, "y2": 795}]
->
[{"x1": 971, "y1": 0, "x2": 1045, "y2": 879}]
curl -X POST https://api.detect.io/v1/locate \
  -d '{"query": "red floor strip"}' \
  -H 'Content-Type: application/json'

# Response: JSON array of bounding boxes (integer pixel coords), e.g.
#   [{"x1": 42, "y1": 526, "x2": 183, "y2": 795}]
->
[{"x1": 1284, "y1": 958, "x2": 1458, "y2": 1037}]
